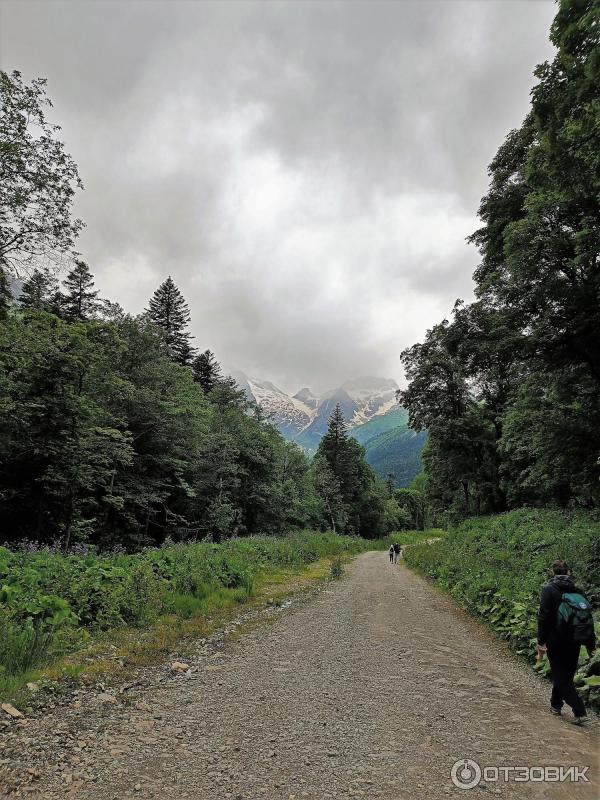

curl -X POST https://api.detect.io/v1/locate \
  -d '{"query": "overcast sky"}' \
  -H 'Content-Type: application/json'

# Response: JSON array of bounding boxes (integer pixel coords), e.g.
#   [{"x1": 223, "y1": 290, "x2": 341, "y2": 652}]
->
[{"x1": 1, "y1": 0, "x2": 556, "y2": 394}]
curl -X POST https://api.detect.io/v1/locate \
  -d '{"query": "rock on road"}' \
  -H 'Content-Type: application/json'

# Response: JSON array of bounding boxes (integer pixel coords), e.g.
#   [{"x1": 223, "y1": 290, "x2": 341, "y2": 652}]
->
[{"x1": 2, "y1": 552, "x2": 598, "y2": 799}]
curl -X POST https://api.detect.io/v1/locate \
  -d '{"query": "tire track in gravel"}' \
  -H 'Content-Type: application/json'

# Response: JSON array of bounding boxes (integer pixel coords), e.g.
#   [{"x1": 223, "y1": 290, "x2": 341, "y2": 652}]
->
[{"x1": 2, "y1": 552, "x2": 598, "y2": 799}]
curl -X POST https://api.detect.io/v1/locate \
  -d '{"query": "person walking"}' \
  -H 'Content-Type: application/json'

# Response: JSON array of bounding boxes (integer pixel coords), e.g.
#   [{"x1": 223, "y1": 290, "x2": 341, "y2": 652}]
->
[
  {"x1": 393, "y1": 543, "x2": 400, "y2": 564},
  {"x1": 388, "y1": 545, "x2": 394, "y2": 564},
  {"x1": 537, "y1": 560, "x2": 596, "y2": 725}
]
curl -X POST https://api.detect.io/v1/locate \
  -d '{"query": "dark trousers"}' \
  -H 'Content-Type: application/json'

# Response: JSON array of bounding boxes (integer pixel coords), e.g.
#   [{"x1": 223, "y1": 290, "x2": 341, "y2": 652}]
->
[{"x1": 547, "y1": 643, "x2": 586, "y2": 717}]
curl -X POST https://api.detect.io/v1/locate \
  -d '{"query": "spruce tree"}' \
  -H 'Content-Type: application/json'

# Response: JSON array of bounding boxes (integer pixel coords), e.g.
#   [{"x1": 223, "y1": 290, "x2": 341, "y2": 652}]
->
[
  {"x1": 192, "y1": 349, "x2": 222, "y2": 393},
  {"x1": 19, "y1": 269, "x2": 55, "y2": 311},
  {"x1": 62, "y1": 260, "x2": 99, "y2": 320},
  {"x1": 316, "y1": 404, "x2": 385, "y2": 536},
  {"x1": 147, "y1": 276, "x2": 194, "y2": 365},
  {"x1": 319, "y1": 403, "x2": 348, "y2": 473}
]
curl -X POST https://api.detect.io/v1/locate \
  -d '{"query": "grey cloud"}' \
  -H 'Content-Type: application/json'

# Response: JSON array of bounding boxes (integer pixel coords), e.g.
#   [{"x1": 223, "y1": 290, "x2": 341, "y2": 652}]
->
[{"x1": 1, "y1": 0, "x2": 556, "y2": 393}]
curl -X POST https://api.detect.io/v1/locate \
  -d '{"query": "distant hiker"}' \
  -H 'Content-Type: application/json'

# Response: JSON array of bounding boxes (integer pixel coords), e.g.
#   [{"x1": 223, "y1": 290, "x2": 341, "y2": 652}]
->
[
  {"x1": 393, "y1": 543, "x2": 401, "y2": 564},
  {"x1": 388, "y1": 545, "x2": 394, "y2": 564},
  {"x1": 537, "y1": 560, "x2": 596, "y2": 725}
]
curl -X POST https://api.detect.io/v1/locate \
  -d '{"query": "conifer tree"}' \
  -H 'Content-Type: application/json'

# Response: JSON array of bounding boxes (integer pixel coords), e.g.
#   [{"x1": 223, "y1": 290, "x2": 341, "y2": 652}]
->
[
  {"x1": 62, "y1": 260, "x2": 99, "y2": 320},
  {"x1": 316, "y1": 403, "x2": 385, "y2": 537},
  {"x1": 319, "y1": 403, "x2": 348, "y2": 473},
  {"x1": 192, "y1": 349, "x2": 222, "y2": 393},
  {"x1": 385, "y1": 473, "x2": 396, "y2": 498},
  {"x1": 19, "y1": 269, "x2": 56, "y2": 311},
  {"x1": 49, "y1": 288, "x2": 66, "y2": 318},
  {"x1": 147, "y1": 276, "x2": 194, "y2": 365}
]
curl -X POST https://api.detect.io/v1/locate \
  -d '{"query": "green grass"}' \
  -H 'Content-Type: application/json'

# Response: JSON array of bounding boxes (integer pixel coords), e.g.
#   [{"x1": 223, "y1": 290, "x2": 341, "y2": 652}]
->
[
  {"x1": 403, "y1": 509, "x2": 600, "y2": 710},
  {"x1": 0, "y1": 531, "x2": 374, "y2": 698},
  {"x1": 378, "y1": 529, "x2": 445, "y2": 549}
]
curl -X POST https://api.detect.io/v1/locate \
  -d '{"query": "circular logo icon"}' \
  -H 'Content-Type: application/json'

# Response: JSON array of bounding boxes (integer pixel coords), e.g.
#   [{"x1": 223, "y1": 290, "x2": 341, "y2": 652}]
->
[{"x1": 451, "y1": 759, "x2": 482, "y2": 790}]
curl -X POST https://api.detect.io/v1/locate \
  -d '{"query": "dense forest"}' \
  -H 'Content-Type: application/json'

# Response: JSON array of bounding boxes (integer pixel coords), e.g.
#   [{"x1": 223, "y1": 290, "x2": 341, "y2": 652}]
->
[
  {"x1": 0, "y1": 71, "x2": 407, "y2": 549},
  {"x1": 400, "y1": 0, "x2": 600, "y2": 522}
]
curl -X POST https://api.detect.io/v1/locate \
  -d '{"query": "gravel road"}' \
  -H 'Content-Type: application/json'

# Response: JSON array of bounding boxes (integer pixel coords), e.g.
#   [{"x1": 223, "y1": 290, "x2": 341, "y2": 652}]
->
[{"x1": 2, "y1": 552, "x2": 598, "y2": 799}]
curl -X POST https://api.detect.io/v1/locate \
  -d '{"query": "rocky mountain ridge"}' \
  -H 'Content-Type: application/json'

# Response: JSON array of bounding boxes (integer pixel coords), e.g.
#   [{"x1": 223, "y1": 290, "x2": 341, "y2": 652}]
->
[{"x1": 231, "y1": 372, "x2": 399, "y2": 446}]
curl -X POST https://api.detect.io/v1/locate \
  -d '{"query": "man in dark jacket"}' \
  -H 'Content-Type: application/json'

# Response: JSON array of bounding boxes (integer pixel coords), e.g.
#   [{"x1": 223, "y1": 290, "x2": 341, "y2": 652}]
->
[{"x1": 537, "y1": 560, "x2": 596, "y2": 725}]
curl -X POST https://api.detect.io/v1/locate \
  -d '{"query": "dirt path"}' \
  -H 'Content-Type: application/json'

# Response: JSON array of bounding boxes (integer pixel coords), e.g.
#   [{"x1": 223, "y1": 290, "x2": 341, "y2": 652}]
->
[{"x1": 2, "y1": 553, "x2": 598, "y2": 799}]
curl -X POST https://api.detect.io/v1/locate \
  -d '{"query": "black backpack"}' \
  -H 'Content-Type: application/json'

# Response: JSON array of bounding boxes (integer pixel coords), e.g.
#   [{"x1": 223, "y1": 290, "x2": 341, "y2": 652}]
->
[{"x1": 556, "y1": 591, "x2": 595, "y2": 644}]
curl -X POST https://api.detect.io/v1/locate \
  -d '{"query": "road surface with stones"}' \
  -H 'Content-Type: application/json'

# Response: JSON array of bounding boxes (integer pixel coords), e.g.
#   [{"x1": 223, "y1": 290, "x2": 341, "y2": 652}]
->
[{"x1": 2, "y1": 552, "x2": 598, "y2": 799}]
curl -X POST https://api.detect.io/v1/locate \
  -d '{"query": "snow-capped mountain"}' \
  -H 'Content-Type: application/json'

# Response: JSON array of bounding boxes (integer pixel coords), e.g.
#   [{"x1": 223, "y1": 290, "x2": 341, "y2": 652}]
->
[
  {"x1": 230, "y1": 371, "x2": 425, "y2": 486},
  {"x1": 231, "y1": 372, "x2": 400, "y2": 448},
  {"x1": 229, "y1": 371, "x2": 316, "y2": 439}
]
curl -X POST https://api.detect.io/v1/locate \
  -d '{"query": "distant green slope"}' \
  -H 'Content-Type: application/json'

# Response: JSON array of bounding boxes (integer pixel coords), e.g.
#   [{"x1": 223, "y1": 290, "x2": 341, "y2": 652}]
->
[
  {"x1": 351, "y1": 406, "x2": 409, "y2": 445},
  {"x1": 362, "y1": 428, "x2": 426, "y2": 486},
  {"x1": 350, "y1": 407, "x2": 426, "y2": 487}
]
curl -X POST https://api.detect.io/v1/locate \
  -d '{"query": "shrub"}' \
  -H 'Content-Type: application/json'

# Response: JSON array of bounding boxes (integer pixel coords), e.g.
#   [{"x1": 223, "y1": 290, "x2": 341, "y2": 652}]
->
[{"x1": 329, "y1": 556, "x2": 344, "y2": 580}]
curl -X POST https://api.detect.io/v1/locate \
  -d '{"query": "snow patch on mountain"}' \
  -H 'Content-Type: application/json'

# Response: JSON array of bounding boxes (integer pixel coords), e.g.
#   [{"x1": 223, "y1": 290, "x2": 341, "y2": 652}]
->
[
  {"x1": 230, "y1": 372, "x2": 316, "y2": 436},
  {"x1": 293, "y1": 387, "x2": 320, "y2": 411},
  {"x1": 350, "y1": 395, "x2": 398, "y2": 427},
  {"x1": 230, "y1": 372, "x2": 401, "y2": 445},
  {"x1": 248, "y1": 377, "x2": 315, "y2": 424}
]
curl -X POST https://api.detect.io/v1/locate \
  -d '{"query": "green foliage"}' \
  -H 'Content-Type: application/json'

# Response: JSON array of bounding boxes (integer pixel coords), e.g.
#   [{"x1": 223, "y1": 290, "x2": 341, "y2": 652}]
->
[
  {"x1": 378, "y1": 529, "x2": 444, "y2": 550},
  {"x1": 147, "y1": 276, "x2": 194, "y2": 365},
  {"x1": 404, "y1": 509, "x2": 600, "y2": 709},
  {"x1": 192, "y1": 349, "x2": 222, "y2": 393},
  {"x1": 61, "y1": 260, "x2": 99, "y2": 321},
  {"x1": 315, "y1": 404, "x2": 389, "y2": 537},
  {"x1": 18, "y1": 269, "x2": 57, "y2": 312},
  {"x1": 400, "y1": 2, "x2": 600, "y2": 515},
  {"x1": 312, "y1": 454, "x2": 348, "y2": 535},
  {"x1": 394, "y1": 487, "x2": 427, "y2": 530},
  {"x1": 351, "y1": 407, "x2": 426, "y2": 488},
  {"x1": 0, "y1": 70, "x2": 83, "y2": 276},
  {"x1": 329, "y1": 556, "x2": 344, "y2": 580},
  {"x1": 0, "y1": 305, "x2": 326, "y2": 547},
  {"x1": 0, "y1": 267, "x2": 11, "y2": 319},
  {"x1": 0, "y1": 532, "x2": 372, "y2": 683}
]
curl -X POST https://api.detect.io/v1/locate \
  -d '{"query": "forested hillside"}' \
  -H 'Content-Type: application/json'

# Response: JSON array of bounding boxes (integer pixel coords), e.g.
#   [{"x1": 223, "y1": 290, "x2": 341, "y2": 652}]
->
[
  {"x1": 350, "y1": 407, "x2": 426, "y2": 487},
  {"x1": 399, "y1": 0, "x2": 600, "y2": 522}
]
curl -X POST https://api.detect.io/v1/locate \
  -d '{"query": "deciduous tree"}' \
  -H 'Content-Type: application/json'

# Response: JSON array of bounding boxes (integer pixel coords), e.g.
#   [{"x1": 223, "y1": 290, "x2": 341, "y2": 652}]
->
[{"x1": 0, "y1": 71, "x2": 83, "y2": 276}]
